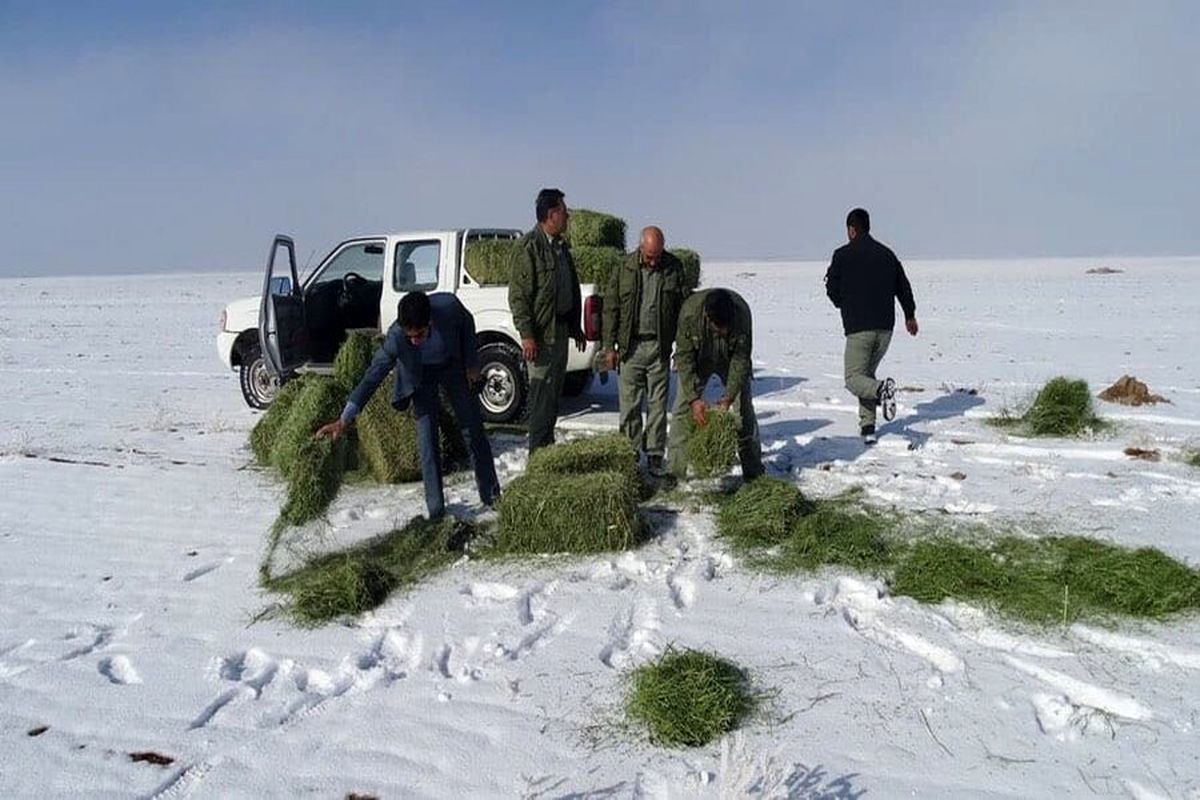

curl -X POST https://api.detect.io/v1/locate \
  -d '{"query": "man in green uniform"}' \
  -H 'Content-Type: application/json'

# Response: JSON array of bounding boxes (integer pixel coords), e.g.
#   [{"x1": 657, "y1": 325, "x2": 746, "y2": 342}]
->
[
  {"x1": 602, "y1": 226, "x2": 689, "y2": 475},
  {"x1": 667, "y1": 288, "x2": 764, "y2": 480},
  {"x1": 507, "y1": 188, "x2": 586, "y2": 453}
]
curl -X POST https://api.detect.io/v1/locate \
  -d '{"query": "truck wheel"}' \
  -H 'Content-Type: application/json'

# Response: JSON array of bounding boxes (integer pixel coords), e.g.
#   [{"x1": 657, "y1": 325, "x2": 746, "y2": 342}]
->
[
  {"x1": 562, "y1": 370, "x2": 593, "y2": 397},
  {"x1": 477, "y1": 342, "x2": 527, "y2": 424},
  {"x1": 239, "y1": 342, "x2": 279, "y2": 409}
]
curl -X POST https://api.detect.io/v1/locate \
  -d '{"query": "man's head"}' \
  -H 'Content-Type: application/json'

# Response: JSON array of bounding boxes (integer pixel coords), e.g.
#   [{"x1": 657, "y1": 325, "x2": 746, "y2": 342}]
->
[
  {"x1": 398, "y1": 291, "x2": 432, "y2": 345},
  {"x1": 536, "y1": 188, "x2": 569, "y2": 237},
  {"x1": 846, "y1": 207, "x2": 870, "y2": 241},
  {"x1": 703, "y1": 289, "x2": 736, "y2": 337},
  {"x1": 639, "y1": 225, "x2": 665, "y2": 266}
]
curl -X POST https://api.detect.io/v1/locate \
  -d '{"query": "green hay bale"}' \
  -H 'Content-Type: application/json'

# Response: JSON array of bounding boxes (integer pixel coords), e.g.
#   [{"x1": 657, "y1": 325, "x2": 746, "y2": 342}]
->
[
  {"x1": 355, "y1": 375, "x2": 468, "y2": 483},
  {"x1": 565, "y1": 209, "x2": 626, "y2": 250},
  {"x1": 333, "y1": 331, "x2": 377, "y2": 392},
  {"x1": 717, "y1": 477, "x2": 815, "y2": 548},
  {"x1": 463, "y1": 239, "x2": 521, "y2": 286},
  {"x1": 270, "y1": 377, "x2": 347, "y2": 477},
  {"x1": 249, "y1": 377, "x2": 307, "y2": 465},
  {"x1": 990, "y1": 377, "x2": 1106, "y2": 437},
  {"x1": 266, "y1": 517, "x2": 474, "y2": 627},
  {"x1": 685, "y1": 409, "x2": 740, "y2": 478},
  {"x1": 626, "y1": 647, "x2": 755, "y2": 748},
  {"x1": 571, "y1": 245, "x2": 625, "y2": 286},
  {"x1": 671, "y1": 248, "x2": 702, "y2": 292},
  {"x1": 496, "y1": 471, "x2": 639, "y2": 554},
  {"x1": 526, "y1": 434, "x2": 641, "y2": 500},
  {"x1": 280, "y1": 437, "x2": 348, "y2": 526}
]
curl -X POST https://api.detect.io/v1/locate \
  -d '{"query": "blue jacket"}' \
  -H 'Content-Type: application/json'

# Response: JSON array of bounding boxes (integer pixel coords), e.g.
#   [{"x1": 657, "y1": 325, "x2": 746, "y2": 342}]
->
[{"x1": 344, "y1": 293, "x2": 479, "y2": 418}]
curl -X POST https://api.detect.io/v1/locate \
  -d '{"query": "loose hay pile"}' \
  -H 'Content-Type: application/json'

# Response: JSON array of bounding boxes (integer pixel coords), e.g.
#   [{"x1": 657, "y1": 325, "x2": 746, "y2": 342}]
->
[
  {"x1": 685, "y1": 409, "x2": 740, "y2": 478},
  {"x1": 281, "y1": 437, "x2": 348, "y2": 526},
  {"x1": 1098, "y1": 375, "x2": 1168, "y2": 406},
  {"x1": 626, "y1": 648, "x2": 755, "y2": 748},
  {"x1": 716, "y1": 477, "x2": 815, "y2": 547},
  {"x1": 990, "y1": 376, "x2": 1107, "y2": 437}
]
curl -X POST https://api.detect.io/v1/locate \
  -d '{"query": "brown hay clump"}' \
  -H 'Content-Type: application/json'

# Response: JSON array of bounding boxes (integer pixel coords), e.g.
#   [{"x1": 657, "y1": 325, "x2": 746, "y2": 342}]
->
[
  {"x1": 685, "y1": 409, "x2": 740, "y2": 478},
  {"x1": 526, "y1": 434, "x2": 642, "y2": 499},
  {"x1": 496, "y1": 471, "x2": 640, "y2": 554},
  {"x1": 1099, "y1": 375, "x2": 1168, "y2": 406}
]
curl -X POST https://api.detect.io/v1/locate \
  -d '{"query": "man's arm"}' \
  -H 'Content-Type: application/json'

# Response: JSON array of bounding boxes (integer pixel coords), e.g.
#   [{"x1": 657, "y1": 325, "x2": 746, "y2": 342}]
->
[
  {"x1": 341, "y1": 326, "x2": 401, "y2": 423},
  {"x1": 824, "y1": 251, "x2": 842, "y2": 308},
  {"x1": 674, "y1": 316, "x2": 702, "y2": 405},
  {"x1": 601, "y1": 259, "x2": 621, "y2": 353},
  {"x1": 894, "y1": 257, "x2": 916, "y2": 320},
  {"x1": 507, "y1": 244, "x2": 537, "y2": 341},
  {"x1": 723, "y1": 316, "x2": 753, "y2": 401}
]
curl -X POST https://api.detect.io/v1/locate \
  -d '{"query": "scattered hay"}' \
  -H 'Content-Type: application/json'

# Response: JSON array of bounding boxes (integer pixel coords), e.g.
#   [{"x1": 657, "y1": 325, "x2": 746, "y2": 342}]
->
[
  {"x1": 685, "y1": 409, "x2": 740, "y2": 478},
  {"x1": 566, "y1": 209, "x2": 626, "y2": 250},
  {"x1": 280, "y1": 437, "x2": 348, "y2": 526},
  {"x1": 333, "y1": 331, "x2": 377, "y2": 392},
  {"x1": 1099, "y1": 375, "x2": 1168, "y2": 406},
  {"x1": 496, "y1": 471, "x2": 640, "y2": 555},
  {"x1": 249, "y1": 377, "x2": 307, "y2": 465},
  {"x1": 716, "y1": 477, "x2": 815, "y2": 548},
  {"x1": 269, "y1": 377, "x2": 347, "y2": 476},
  {"x1": 463, "y1": 239, "x2": 520, "y2": 286},
  {"x1": 989, "y1": 377, "x2": 1106, "y2": 437},
  {"x1": 264, "y1": 516, "x2": 474, "y2": 627},
  {"x1": 890, "y1": 535, "x2": 1200, "y2": 624},
  {"x1": 571, "y1": 245, "x2": 625, "y2": 286},
  {"x1": 671, "y1": 248, "x2": 702, "y2": 292},
  {"x1": 776, "y1": 503, "x2": 897, "y2": 573},
  {"x1": 1123, "y1": 447, "x2": 1161, "y2": 462},
  {"x1": 526, "y1": 434, "x2": 641, "y2": 499},
  {"x1": 626, "y1": 647, "x2": 755, "y2": 748}
]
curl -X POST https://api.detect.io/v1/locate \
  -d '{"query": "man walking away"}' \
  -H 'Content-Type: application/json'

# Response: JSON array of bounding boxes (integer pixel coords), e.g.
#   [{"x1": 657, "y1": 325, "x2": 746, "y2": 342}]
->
[
  {"x1": 508, "y1": 188, "x2": 587, "y2": 453},
  {"x1": 824, "y1": 208, "x2": 918, "y2": 445},
  {"x1": 667, "y1": 288, "x2": 764, "y2": 481},
  {"x1": 315, "y1": 291, "x2": 499, "y2": 520},
  {"x1": 602, "y1": 226, "x2": 689, "y2": 476}
]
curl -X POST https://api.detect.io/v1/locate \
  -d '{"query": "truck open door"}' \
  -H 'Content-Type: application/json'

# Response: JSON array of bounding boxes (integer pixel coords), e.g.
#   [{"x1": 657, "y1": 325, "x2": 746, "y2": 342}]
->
[{"x1": 258, "y1": 235, "x2": 309, "y2": 377}]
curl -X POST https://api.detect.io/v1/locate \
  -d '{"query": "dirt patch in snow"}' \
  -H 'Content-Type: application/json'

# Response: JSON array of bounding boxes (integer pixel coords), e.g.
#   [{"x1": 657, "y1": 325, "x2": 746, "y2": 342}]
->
[{"x1": 1099, "y1": 375, "x2": 1169, "y2": 406}]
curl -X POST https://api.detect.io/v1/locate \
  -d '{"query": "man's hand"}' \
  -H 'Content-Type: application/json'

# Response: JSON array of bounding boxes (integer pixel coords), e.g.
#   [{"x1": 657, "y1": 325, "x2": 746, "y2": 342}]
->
[
  {"x1": 521, "y1": 337, "x2": 538, "y2": 362},
  {"x1": 905, "y1": 317, "x2": 919, "y2": 337},
  {"x1": 715, "y1": 396, "x2": 732, "y2": 412},
  {"x1": 604, "y1": 349, "x2": 619, "y2": 372},
  {"x1": 690, "y1": 399, "x2": 708, "y2": 428},
  {"x1": 315, "y1": 419, "x2": 346, "y2": 441},
  {"x1": 572, "y1": 330, "x2": 587, "y2": 352},
  {"x1": 466, "y1": 366, "x2": 483, "y2": 392}
]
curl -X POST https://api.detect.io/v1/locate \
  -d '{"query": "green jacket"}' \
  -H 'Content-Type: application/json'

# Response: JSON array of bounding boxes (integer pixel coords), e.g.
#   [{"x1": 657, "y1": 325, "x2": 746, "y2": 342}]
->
[
  {"x1": 602, "y1": 250, "x2": 689, "y2": 357},
  {"x1": 674, "y1": 289, "x2": 753, "y2": 404},
  {"x1": 507, "y1": 226, "x2": 583, "y2": 344}
]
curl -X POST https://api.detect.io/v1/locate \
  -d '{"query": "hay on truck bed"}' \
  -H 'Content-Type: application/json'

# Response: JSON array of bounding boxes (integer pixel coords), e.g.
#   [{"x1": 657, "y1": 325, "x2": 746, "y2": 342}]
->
[
  {"x1": 670, "y1": 248, "x2": 702, "y2": 292},
  {"x1": 684, "y1": 409, "x2": 740, "y2": 478},
  {"x1": 565, "y1": 209, "x2": 626, "y2": 250},
  {"x1": 570, "y1": 245, "x2": 625, "y2": 287},
  {"x1": 463, "y1": 239, "x2": 520, "y2": 286},
  {"x1": 496, "y1": 471, "x2": 641, "y2": 555}
]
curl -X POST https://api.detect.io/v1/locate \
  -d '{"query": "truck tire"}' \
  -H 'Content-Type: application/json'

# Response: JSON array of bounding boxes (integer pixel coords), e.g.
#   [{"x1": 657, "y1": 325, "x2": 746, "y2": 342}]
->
[
  {"x1": 239, "y1": 341, "x2": 280, "y2": 409},
  {"x1": 477, "y1": 342, "x2": 527, "y2": 424},
  {"x1": 562, "y1": 370, "x2": 593, "y2": 397}
]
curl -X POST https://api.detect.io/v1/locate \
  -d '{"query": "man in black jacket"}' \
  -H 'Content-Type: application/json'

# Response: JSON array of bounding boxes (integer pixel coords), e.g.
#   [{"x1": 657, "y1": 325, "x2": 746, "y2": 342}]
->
[{"x1": 824, "y1": 208, "x2": 918, "y2": 444}]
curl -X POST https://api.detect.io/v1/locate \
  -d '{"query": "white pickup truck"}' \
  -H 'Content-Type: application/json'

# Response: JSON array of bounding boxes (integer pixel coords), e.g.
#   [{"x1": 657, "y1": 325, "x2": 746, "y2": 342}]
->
[{"x1": 217, "y1": 229, "x2": 602, "y2": 423}]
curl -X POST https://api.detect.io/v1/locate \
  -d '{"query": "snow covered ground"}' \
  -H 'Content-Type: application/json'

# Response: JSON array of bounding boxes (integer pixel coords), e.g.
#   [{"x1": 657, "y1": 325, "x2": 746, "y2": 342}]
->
[{"x1": 2, "y1": 257, "x2": 1199, "y2": 798}]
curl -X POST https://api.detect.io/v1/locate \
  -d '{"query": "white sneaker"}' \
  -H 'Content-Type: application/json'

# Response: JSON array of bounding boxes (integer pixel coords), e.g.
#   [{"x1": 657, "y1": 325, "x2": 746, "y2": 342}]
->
[
  {"x1": 861, "y1": 425, "x2": 878, "y2": 445},
  {"x1": 879, "y1": 378, "x2": 897, "y2": 422}
]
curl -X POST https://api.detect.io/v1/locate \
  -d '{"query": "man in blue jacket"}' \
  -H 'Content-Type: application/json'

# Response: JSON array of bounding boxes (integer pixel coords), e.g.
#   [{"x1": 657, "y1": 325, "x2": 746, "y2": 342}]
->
[{"x1": 316, "y1": 291, "x2": 499, "y2": 519}]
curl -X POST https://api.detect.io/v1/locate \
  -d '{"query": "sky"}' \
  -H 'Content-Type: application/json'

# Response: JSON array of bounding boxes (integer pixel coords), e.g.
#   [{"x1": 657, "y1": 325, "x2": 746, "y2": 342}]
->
[{"x1": 1, "y1": 0, "x2": 1198, "y2": 276}]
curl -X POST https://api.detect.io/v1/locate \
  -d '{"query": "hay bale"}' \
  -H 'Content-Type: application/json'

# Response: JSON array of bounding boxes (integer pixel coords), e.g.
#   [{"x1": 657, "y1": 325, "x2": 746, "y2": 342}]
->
[
  {"x1": 249, "y1": 377, "x2": 307, "y2": 465},
  {"x1": 269, "y1": 377, "x2": 347, "y2": 476},
  {"x1": 671, "y1": 248, "x2": 702, "y2": 292},
  {"x1": 463, "y1": 239, "x2": 521, "y2": 286},
  {"x1": 571, "y1": 245, "x2": 625, "y2": 286},
  {"x1": 281, "y1": 437, "x2": 348, "y2": 526},
  {"x1": 355, "y1": 375, "x2": 469, "y2": 484},
  {"x1": 626, "y1": 647, "x2": 754, "y2": 748},
  {"x1": 496, "y1": 471, "x2": 639, "y2": 554},
  {"x1": 333, "y1": 331, "x2": 377, "y2": 392},
  {"x1": 527, "y1": 434, "x2": 641, "y2": 499},
  {"x1": 1023, "y1": 377, "x2": 1104, "y2": 436},
  {"x1": 1099, "y1": 375, "x2": 1168, "y2": 406},
  {"x1": 685, "y1": 409, "x2": 740, "y2": 478},
  {"x1": 717, "y1": 477, "x2": 814, "y2": 548},
  {"x1": 565, "y1": 209, "x2": 626, "y2": 250}
]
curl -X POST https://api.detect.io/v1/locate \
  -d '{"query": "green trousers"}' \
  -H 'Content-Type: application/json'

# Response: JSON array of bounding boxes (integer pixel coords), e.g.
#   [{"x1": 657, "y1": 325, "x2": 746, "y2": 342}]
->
[
  {"x1": 667, "y1": 371, "x2": 763, "y2": 480},
  {"x1": 617, "y1": 339, "x2": 670, "y2": 456},
  {"x1": 527, "y1": 322, "x2": 569, "y2": 453},
  {"x1": 844, "y1": 330, "x2": 893, "y2": 427}
]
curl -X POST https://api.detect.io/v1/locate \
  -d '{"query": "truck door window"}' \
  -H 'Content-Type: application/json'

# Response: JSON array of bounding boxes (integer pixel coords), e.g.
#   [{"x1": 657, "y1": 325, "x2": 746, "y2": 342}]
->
[
  {"x1": 310, "y1": 242, "x2": 385, "y2": 289},
  {"x1": 393, "y1": 240, "x2": 441, "y2": 292}
]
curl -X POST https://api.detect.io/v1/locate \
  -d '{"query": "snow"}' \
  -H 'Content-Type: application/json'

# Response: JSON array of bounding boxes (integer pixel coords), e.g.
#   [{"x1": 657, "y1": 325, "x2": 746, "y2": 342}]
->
[{"x1": 2, "y1": 257, "x2": 1200, "y2": 797}]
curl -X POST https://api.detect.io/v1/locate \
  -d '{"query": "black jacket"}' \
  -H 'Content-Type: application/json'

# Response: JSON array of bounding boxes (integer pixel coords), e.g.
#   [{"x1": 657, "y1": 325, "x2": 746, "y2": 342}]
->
[{"x1": 824, "y1": 234, "x2": 916, "y2": 335}]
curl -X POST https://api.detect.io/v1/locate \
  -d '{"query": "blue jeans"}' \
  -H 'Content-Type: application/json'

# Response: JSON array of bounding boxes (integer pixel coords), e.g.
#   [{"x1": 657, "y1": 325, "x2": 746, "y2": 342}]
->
[{"x1": 411, "y1": 364, "x2": 500, "y2": 518}]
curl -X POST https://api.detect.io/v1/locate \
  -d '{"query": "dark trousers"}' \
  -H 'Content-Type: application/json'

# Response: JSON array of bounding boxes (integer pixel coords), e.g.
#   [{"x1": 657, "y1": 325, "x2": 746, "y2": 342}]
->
[{"x1": 412, "y1": 364, "x2": 500, "y2": 518}]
